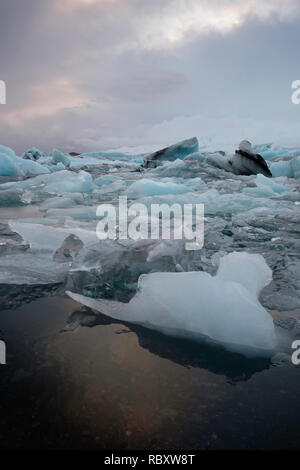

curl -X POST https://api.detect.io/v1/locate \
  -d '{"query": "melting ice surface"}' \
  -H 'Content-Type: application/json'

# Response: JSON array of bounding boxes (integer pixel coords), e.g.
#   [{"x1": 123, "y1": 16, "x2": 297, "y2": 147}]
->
[
  {"x1": 0, "y1": 138, "x2": 300, "y2": 355},
  {"x1": 67, "y1": 252, "x2": 277, "y2": 356}
]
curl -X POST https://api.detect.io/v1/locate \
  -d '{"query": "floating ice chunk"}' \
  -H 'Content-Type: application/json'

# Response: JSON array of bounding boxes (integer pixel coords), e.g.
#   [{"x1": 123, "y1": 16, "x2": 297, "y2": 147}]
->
[
  {"x1": 0, "y1": 151, "x2": 23, "y2": 176},
  {"x1": 270, "y1": 156, "x2": 300, "y2": 179},
  {"x1": 93, "y1": 175, "x2": 127, "y2": 195},
  {"x1": 22, "y1": 148, "x2": 43, "y2": 161},
  {"x1": 52, "y1": 149, "x2": 71, "y2": 168},
  {"x1": 205, "y1": 152, "x2": 231, "y2": 172},
  {"x1": 127, "y1": 177, "x2": 203, "y2": 197},
  {"x1": 9, "y1": 221, "x2": 97, "y2": 254},
  {"x1": 217, "y1": 252, "x2": 272, "y2": 296},
  {"x1": 230, "y1": 149, "x2": 272, "y2": 177},
  {"x1": 94, "y1": 175, "x2": 119, "y2": 188},
  {"x1": 0, "y1": 145, "x2": 17, "y2": 160},
  {"x1": 44, "y1": 170, "x2": 93, "y2": 193},
  {"x1": 0, "y1": 189, "x2": 24, "y2": 206},
  {"x1": 239, "y1": 140, "x2": 252, "y2": 153},
  {"x1": 0, "y1": 252, "x2": 68, "y2": 285},
  {"x1": 253, "y1": 144, "x2": 291, "y2": 159},
  {"x1": 161, "y1": 158, "x2": 184, "y2": 166},
  {"x1": 48, "y1": 162, "x2": 66, "y2": 172},
  {"x1": 270, "y1": 160, "x2": 293, "y2": 178},
  {"x1": 137, "y1": 188, "x2": 278, "y2": 214},
  {"x1": 0, "y1": 170, "x2": 93, "y2": 193},
  {"x1": 54, "y1": 234, "x2": 84, "y2": 263},
  {"x1": 0, "y1": 145, "x2": 49, "y2": 176},
  {"x1": 184, "y1": 152, "x2": 205, "y2": 162},
  {"x1": 39, "y1": 193, "x2": 84, "y2": 211},
  {"x1": 256, "y1": 174, "x2": 286, "y2": 193},
  {"x1": 67, "y1": 252, "x2": 277, "y2": 356},
  {"x1": 143, "y1": 137, "x2": 199, "y2": 167},
  {"x1": 9, "y1": 221, "x2": 71, "y2": 254},
  {"x1": 291, "y1": 156, "x2": 300, "y2": 179},
  {"x1": 254, "y1": 144, "x2": 300, "y2": 160},
  {"x1": 18, "y1": 158, "x2": 50, "y2": 175},
  {"x1": 243, "y1": 174, "x2": 287, "y2": 197},
  {"x1": 146, "y1": 240, "x2": 183, "y2": 262}
]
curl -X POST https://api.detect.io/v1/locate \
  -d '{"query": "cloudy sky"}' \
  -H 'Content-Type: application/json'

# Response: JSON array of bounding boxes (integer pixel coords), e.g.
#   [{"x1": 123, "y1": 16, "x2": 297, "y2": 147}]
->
[{"x1": 0, "y1": 0, "x2": 300, "y2": 154}]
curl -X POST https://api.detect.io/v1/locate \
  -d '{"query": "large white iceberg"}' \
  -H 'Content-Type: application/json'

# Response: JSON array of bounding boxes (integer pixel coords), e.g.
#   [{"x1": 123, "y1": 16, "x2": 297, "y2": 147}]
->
[{"x1": 67, "y1": 252, "x2": 277, "y2": 356}]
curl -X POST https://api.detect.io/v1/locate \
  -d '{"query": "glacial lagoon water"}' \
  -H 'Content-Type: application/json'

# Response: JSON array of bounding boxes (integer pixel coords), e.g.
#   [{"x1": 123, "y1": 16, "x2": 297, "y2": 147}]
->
[{"x1": 0, "y1": 140, "x2": 300, "y2": 449}]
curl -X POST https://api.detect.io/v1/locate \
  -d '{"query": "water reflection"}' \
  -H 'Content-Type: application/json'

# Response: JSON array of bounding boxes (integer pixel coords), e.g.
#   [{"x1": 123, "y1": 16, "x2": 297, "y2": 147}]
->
[{"x1": 64, "y1": 306, "x2": 271, "y2": 383}]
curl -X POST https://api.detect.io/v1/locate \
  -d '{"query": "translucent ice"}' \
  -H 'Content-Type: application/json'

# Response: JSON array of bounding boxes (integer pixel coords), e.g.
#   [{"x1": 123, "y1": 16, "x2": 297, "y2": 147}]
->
[
  {"x1": 270, "y1": 160, "x2": 293, "y2": 178},
  {"x1": 243, "y1": 174, "x2": 287, "y2": 197},
  {"x1": 19, "y1": 159, "x2": 50, "y2": 176},
  {"x1": 52, "y1": 149, "x2": 71, "y2": 168},
  {"x1": 270, "y1": 156, "x2": 300, "y2": 179},
  {"x1": 67, "y1": 252, "x2": 277, "y2": 356},
  {"x1": 0, "y1": 145, "x2": 49, "y2": 176},
  {"x1": 22, "y1": 148, "x2": 43, "y2": 161},
  {"x1": 291, "y1": 156, "x2": 300, "y2": 179},
  {"x1": 143, "y1": 137, "x2": 199, "y2": 167},
  {"x1": 127, "y1": 177, "x2": 204, "y2": 197},
  {"x1": 0, "y1": 151, "x2": 23, "y2": 176}
]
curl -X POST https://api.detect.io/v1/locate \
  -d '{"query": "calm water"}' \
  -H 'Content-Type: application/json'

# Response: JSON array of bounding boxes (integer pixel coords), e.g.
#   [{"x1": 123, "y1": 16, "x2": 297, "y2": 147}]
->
[{"x1": 0, "y1": 294, "x2": 299, "y2": 450}]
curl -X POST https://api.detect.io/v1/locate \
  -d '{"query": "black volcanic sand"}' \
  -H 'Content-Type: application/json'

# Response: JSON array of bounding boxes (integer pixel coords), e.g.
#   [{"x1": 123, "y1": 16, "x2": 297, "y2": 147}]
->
[{"x1": 0, "y1": 294, "x2": 300, "y2": 450}]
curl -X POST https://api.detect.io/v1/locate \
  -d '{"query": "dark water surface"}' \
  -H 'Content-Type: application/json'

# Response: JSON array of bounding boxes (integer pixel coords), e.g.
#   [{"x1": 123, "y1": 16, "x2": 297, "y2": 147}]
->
[{"x1": 0, "y1": 295, "x2": 299, "y2": 450}]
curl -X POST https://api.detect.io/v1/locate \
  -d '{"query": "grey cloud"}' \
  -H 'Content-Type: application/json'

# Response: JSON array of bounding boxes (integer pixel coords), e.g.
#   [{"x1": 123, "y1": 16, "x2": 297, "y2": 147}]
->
[{"x1": 0, "y1": 0, "x2": 299, "y2": 153}]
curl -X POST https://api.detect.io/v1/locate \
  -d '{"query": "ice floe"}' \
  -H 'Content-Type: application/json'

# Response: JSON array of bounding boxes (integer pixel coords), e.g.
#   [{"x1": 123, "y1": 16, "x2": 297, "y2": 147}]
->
[{"x1": 67, "y1": 252, "x2": 277, "y2": 356}]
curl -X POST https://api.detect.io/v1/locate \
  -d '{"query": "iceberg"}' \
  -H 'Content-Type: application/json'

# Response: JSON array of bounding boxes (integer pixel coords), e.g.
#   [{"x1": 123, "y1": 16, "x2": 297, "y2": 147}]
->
[
  {"x1": 22, "y1": 147, "x2": 43, "y2": 161},
  {"x1": 270, "y1": 156, "x2": 300, "y2": 179},
  {"x1": 0, "y1": 144, "x2": 17, "y2": 160},
  {"x1": 44, "y1": 170, "x2": 93, "y2": 193},
  {"x1": 52, "y1": 149, "x2": 71, "y2": 168},
  {"x1": 18, "y1": 159, "x2": 50, "y2": 176},
  {"x1": 291, "y1": 156, "x2": 300, "y2": 179},
  {"x1": 0, "y1": 145, "x2": 49, "y2": 176},
  {"x1": 48, "y1": 162, "x2": 66, "y2": 172},
  {"x1": 127, "y1": 177, "x2": 204, "y2": 197},
  {"x1": 67, "y1": 252, "x2": 277, "y2": 356},
  {"x1": 0, "y1": 151, "x2": 23, "y2": 176},
  {"x1": 0, "y1": 137, "x2": 299, "y2": 318},
  {"x1": 39, "y1": 193, "x2": 85, "y2": 211},
  {"x1": 229, "y1": 141, "x2": 272, "y2": 178},
  {"x1": 0, "y1": 189, "x2": 25, "y2": 206},
  {"x1": 270, "y1": 160, "x2": 294, "y2": 178},
  {"x1": 205, "y1": 152, "x2": 232, "y2": 172},
  {"x1": 0, "y1": 169, "x2": 93, "y2": 194},
  {"x1": 143, "y1": 137, "x2": 199, "y2": 168},
  {"x1": 0, "y1": 252, "x2": 68, "y2": 285},
  {"x1": 243, "y1": 174, "x2": 287, "y2": 197}
]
